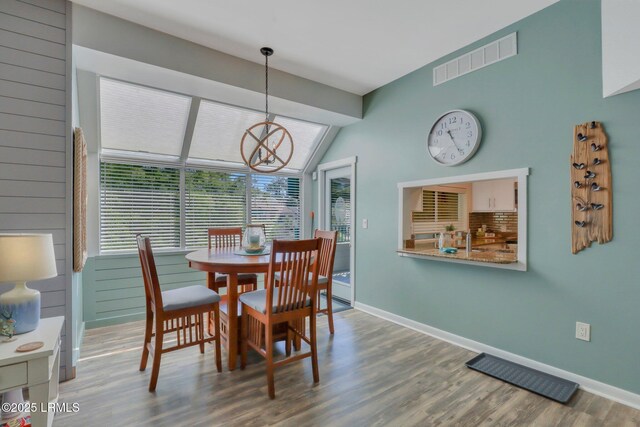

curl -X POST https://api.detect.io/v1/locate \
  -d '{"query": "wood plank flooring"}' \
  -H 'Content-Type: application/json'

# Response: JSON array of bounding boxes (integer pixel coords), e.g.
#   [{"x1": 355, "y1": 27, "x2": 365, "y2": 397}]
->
[{"x1": 56, "y1": 310, "x2": 640, "y2": 426}]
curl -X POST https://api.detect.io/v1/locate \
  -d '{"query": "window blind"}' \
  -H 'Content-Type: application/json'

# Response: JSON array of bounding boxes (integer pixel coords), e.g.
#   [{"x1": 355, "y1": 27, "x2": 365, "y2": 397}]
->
[
  {"x1": 250, "y1": 175, "x2": 300, "y2": 241},
  {"x1": 412, "y1": 189, "x2": 462, "y2": 233},
  {"x1": 436, "y1": 191, "x2": 459, "y2": 221},
  {"x1": 330, "y1": 178, "x2": 351, "y2": 243},
  {"x1": 100, "y1": 162, "x2": 180, "y2": 251},
  {"x1": 185, "y1": 169, "x2": 247, "y2": 248}
]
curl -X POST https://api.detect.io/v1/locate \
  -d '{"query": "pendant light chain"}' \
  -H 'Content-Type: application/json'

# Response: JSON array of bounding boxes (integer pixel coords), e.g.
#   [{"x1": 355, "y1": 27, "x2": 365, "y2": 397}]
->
[{"x1": 265, "y1": 53, "x2": 269, "y2": 122}]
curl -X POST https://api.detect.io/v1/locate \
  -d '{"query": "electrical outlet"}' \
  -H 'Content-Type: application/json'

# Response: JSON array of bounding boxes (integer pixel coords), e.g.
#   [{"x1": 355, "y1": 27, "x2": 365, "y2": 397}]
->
[
  {"x1": 576, "y1": 322, "x2": 591, "y2": 342},
  {"x1": 362, "y1": 218, "x2": 368, "y2": 229}
]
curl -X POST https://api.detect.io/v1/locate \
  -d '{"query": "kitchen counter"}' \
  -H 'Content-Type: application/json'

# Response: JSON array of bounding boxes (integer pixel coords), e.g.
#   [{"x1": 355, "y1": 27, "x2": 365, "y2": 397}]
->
[{"x1": 397, "y1": 247, "x2": 517, "y2": 264}]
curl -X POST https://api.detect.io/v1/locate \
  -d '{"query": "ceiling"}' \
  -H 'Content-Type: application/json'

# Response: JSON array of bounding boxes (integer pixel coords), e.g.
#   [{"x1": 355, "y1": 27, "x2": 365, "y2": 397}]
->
[{"x1": 70, "y1": 0, "x2": 559, "y2": 96}]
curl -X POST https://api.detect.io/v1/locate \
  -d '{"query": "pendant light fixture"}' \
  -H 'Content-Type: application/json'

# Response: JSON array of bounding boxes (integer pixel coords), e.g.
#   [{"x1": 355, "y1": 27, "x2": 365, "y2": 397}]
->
[{"x1": 240, "y1": 47, "x2": 294, "y2": 173}]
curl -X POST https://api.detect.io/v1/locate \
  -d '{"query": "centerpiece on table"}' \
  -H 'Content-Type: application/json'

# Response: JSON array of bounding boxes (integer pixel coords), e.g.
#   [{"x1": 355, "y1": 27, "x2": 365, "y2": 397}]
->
[{"x1": 242, "y1": 225, "x2": 266, "y2": 254}]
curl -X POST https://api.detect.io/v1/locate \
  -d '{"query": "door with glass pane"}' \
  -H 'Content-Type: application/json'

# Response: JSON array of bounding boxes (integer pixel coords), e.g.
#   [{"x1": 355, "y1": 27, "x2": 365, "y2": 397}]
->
[{"x1": 324, "y1": 166, "x2": 352, "y2": 303}]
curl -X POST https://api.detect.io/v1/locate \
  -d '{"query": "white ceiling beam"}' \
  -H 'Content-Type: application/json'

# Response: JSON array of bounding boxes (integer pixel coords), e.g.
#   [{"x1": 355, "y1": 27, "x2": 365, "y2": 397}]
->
[{"x1": 72, "y1": 4, "x2": 362, "y2": 122}]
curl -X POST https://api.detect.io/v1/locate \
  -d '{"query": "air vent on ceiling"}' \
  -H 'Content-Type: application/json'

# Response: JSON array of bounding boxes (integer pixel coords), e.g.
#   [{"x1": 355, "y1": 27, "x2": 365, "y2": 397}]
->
[{"x1": 433, "y1": 33, "x2": 517, "y2": 86}]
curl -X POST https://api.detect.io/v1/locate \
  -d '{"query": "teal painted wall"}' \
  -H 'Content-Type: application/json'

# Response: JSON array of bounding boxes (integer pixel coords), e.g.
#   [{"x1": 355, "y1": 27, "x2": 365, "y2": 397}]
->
[
  {"x1": 83, "y1": 253, "x2": 206, "y2": 328},
  {"x1": 315, "y1": 0, "x2": 640, "y2": 394}
]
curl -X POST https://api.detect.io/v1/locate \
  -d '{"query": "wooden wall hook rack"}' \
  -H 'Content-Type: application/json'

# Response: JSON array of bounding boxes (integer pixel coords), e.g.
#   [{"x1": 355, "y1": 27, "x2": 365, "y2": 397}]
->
[{"x1": 570, "y1": 121, "x2": 612, "y2": 254}]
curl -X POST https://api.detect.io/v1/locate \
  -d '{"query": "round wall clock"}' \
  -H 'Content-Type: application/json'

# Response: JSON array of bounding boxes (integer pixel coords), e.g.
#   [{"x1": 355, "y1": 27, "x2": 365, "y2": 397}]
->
[{"x1": 427, "y1": 110, "x2": 482, "y2": 166}]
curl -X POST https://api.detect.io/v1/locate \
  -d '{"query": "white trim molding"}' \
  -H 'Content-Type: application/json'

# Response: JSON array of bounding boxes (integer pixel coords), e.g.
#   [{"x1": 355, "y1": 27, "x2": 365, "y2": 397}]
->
[
  {"x1": 317, "y1": 156, "x2": 357, "y2": 305},
  {"x1": 355, "y1": 302, "x2": 640, "y2": 411}
]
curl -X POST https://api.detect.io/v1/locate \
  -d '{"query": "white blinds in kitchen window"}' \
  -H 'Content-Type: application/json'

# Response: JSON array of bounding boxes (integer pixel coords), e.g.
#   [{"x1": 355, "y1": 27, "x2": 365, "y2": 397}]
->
[
  {"x1": 250, "y1": 175, "x2": 301, "y2": 241},
  {"x1": 100, "y1": 163, "x2": 181, "y2": 251},
  {"x1": 184, "y1": 169, "x2": 247, "y2": 248},
  {"x1": 412, "y1": 190, "x2": 463, "y2": 234}
]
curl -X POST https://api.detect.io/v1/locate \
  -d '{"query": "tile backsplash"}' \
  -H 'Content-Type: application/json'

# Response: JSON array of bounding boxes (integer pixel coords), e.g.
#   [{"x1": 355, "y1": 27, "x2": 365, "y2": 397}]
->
[{"x1": 469, "y1": 212, "x2": 518, "y2": 234}]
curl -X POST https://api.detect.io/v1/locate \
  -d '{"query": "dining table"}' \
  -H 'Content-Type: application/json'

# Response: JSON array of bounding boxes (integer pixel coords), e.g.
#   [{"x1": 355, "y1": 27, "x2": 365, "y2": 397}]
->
[{"x1": 185, "y1": 246, "x2": 277, "y2": 370}]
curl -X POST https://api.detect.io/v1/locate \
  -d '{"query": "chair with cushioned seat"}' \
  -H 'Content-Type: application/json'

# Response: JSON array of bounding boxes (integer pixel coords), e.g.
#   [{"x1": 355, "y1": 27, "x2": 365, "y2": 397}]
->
[
  {"x1": 274, "y1": 230, "x2": 337, "y2": 335},
  {"x1": 136, "y1": 235, "x2": 222, "y2": 392},
  {"x1": 240, "y1": 238, "x2": 321, "y2": 399},
  {"x1": 207, "y1": 227, "x2": 260, "y2": 343},
  {"x1": 312, "y1": 230, "x2": 338, "y2": 334}
]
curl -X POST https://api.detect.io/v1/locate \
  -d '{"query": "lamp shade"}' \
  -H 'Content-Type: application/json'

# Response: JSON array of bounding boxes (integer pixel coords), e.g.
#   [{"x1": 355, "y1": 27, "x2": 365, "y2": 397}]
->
[{"x1": 0, "y1": 234, "x2": 57, "y2": 283}]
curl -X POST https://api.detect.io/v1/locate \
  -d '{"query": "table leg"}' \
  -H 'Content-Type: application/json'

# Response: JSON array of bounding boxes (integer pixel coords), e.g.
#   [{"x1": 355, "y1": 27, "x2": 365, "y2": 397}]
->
[
  {"x1": 226, "y1": 272, "x2": 239, "y2": 370},
  {"x1": 206, "y1": 272, "x2": 215, "y2": 336}
]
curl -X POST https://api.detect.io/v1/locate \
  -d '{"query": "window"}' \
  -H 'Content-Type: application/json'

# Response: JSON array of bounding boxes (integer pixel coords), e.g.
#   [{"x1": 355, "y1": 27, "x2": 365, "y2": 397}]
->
[
  {"x1": 411, "y1": 189, "x2": 464, "y2": 234},
  {"x1": 100, "y1": 162, "x2": 302, "y2": 252},
  {"x1": 98, "y1": 78, "x2": 328, "y2": 172},
  {"x1": 97, "y1": 79, "x2": 321, "y2": 253},
  {"x1": 272, "y1": 116, "x2": 327, "y2": 171},
  {"x1": 188, "y1": 101, "x2": 265, "y2": 165},
  {"x1": 100, "y1": 163, "x2": 180, "y2": 251},
  {"x1": 330, "y1": 178, "x2": 351, "y2": 243},
  {"x1": 251, "y1": 175, "x2": 300, "y2": 241},
  {"x1": 185, "y1": 170, "x2": 247, "y2": 248},
  {"x1": 100, "y1": 78, "x2": 191, "y2": 158}
]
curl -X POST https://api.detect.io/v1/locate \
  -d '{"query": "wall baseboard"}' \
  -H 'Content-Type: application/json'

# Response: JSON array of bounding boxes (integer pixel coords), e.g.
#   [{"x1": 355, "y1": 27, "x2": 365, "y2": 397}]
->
[{"x1": 354, "y1": 302, "x2": 640, "y2": 411}]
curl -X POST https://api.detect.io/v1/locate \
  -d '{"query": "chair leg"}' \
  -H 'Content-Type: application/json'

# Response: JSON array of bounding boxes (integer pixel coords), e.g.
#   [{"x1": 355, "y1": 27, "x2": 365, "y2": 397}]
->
[
  {"x1": 310, "y1": 313, "x2": 319, "y2": 384},
  {"x1": 208, "y1": 309, "x2": 215, "y2": 337},
  {"x1": 139, "y1": 311, "x2": 153, "y2": 371},
  {"x1": 326, "y1": 286, "x2": 335, "y2": 335},
  {"x1": 199, "y1": 314, "x2": 205, "y2": 354},
  {"x1": 294, "y1": 319, "x2": 302, "y2": 351},
  {"x1": 240, "y1": 305, "x2": 248, "y2": 370},
  {"x1": 266, "y1": 321, "x2": 275, "y2": 399},
  {"x1": 285, "y1": 323, "x2": 292, "y2": 356},
  {"x1": 149, "y1": 322, "x2": 163, "y2": 392},
  {"x1": 213, "y1": 304, "x2": 222, "y2": 372}
]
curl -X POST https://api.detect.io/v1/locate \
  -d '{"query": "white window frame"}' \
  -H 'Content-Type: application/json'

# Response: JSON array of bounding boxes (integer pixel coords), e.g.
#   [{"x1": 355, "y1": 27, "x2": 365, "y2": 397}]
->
[{"x1": 316, "y1": 156, "x2": 357, "y2": 305}]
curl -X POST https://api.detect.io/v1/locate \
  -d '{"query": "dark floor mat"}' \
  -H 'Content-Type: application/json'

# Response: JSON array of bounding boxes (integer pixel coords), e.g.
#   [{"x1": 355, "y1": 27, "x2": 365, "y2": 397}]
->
[
  {"x1": 319, "y1": 294, "x2": 352, "y2": 314},
  {"x1": 466, "y1": 353, "x2": 579, "y2": 403}
]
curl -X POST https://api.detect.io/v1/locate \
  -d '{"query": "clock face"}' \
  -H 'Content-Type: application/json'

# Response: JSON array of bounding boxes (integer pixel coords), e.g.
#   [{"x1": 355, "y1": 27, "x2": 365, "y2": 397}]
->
[{"x1": 427, "y1": 110, "x2": 482, "y2": 166}]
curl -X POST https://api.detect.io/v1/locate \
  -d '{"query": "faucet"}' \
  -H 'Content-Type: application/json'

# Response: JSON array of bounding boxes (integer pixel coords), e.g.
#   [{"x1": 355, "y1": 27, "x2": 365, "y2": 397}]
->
[{"x1": 465, "y1": 230, "x2": 472, "y2": 253}]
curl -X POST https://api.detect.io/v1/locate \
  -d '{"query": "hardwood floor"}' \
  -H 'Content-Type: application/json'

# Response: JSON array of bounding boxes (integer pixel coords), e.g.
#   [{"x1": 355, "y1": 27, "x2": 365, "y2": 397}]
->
[{"x1": 56, "y1": 310, "x2": 640, "y2": 426}]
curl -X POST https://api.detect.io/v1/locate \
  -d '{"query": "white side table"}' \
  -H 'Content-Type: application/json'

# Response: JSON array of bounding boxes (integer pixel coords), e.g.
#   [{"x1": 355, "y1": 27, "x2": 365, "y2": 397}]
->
[{"x1": 0, "y1": 316, "x2": 64, "y2": 427}]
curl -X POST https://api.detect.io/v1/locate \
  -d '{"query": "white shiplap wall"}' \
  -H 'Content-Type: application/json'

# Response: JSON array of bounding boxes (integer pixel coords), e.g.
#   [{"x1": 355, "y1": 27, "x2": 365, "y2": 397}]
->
[{"x1": 0, "y1": 0, "x2": 72, "y2": 380}]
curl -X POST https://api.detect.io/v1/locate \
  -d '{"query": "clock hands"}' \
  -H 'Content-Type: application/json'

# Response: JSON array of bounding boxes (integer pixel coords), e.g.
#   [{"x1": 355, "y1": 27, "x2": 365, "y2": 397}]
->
[{"x1": 445, "y1": 130, "x2": 464, "y2": 154}]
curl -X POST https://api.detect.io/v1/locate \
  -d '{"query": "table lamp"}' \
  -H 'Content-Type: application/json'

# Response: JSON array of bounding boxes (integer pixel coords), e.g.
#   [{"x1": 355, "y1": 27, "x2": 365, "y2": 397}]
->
[{"x1": 0, "y1": 234, "x2": 57, "y2": 334}]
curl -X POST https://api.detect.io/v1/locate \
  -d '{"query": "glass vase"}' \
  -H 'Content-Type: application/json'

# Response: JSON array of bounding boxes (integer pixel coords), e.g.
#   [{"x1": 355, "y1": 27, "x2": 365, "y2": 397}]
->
[{"x1": 242, "y1": 225, "x2": 266, "y2": 253}]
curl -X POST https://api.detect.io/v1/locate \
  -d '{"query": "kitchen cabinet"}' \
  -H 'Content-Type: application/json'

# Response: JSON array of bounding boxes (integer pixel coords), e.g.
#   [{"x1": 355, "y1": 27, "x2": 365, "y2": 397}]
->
[{"x1": 471, "y1": 179, "x2": 516, "y2": 212}]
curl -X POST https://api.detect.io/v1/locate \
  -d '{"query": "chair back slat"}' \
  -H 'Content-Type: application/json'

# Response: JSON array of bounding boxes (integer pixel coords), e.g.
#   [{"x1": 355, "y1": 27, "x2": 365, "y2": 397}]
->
[
  {"x1": 208, "y1": 227, "x2": 242, "y2": 248},
  {"x1": 268, "y1": 239, "x2": 320, "y2": 315},
  {"x1": 314, "y1": 230, "x2": 338, "y2": 278},
  {"x1": 136, "y1": 234, "x2": 163, "y2": 310}
]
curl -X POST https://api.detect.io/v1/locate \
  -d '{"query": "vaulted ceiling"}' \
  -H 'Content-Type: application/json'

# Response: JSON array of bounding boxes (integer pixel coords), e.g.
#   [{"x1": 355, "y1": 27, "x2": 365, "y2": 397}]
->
[{"x1": 70, "y1": 0, "x2": 559, "y2": 95}]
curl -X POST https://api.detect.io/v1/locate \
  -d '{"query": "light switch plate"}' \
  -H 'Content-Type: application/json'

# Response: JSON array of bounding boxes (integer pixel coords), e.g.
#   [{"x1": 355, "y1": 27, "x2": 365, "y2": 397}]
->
[{"x1": 362, "y1": 218, "x2": 368, "y2": 229}]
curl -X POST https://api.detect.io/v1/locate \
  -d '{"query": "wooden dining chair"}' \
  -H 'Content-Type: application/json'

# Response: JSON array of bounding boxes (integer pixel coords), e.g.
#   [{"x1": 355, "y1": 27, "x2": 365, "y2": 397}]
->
[
  {"x1": 136, "y1": 235, "x2": 222, "y2": 392},
  {"x1": 207, "y1": 227, "x2": 260, "y2": 344},
  {"x1": 207, "y1": 227, "x2": 259, "y2": 292},
  {"x1": 239, "y1": 238, "x2": 321, "y2": 399},
  {"x1": 314, "y1": 230, "x2": 338, "y2": 334}
]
